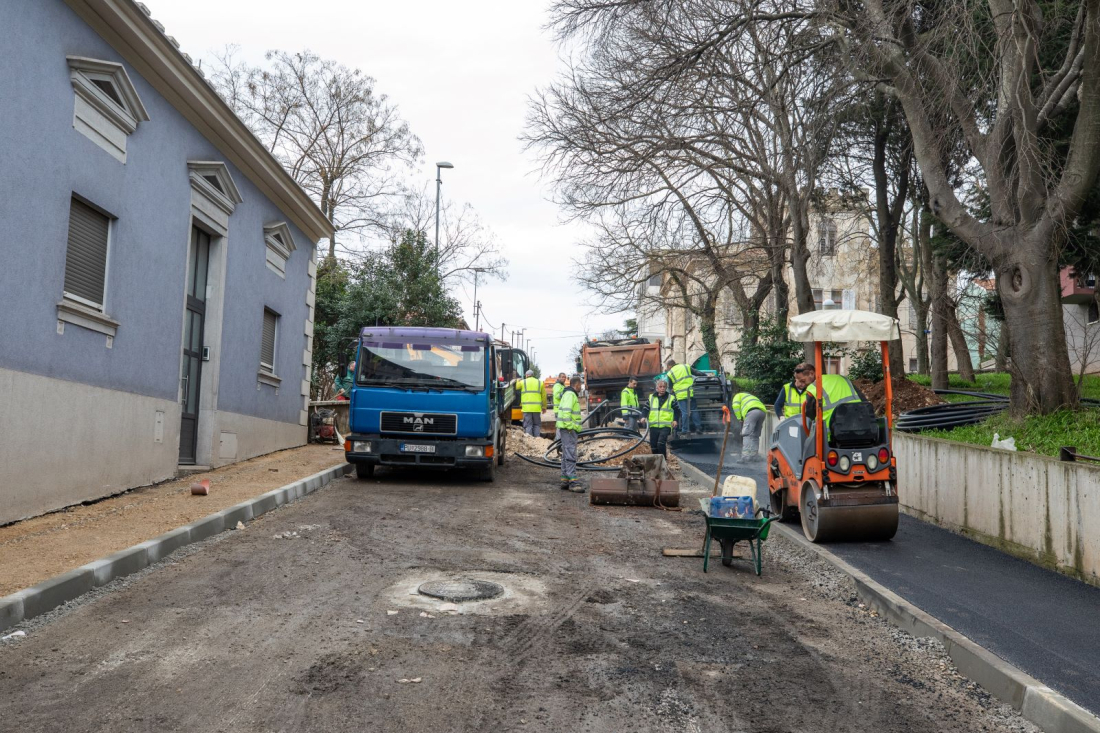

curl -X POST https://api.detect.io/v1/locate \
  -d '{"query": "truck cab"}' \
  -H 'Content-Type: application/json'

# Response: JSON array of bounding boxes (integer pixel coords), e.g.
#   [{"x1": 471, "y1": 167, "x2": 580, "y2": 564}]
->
[{"x1": 343, "y1": 327, "x2": 506, "y2": 481}]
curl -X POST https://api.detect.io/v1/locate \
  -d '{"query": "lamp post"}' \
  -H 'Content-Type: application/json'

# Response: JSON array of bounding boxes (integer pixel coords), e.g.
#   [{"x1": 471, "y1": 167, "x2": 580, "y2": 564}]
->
[{"x1": 434, "y1": 161, "x2": 454, "y2": 277}]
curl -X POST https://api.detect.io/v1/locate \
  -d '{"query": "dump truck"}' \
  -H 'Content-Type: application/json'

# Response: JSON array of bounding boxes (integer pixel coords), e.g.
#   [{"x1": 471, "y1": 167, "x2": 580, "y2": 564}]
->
[{"x1": 580, "y1": 338, "x2": 663, "y2": 426}]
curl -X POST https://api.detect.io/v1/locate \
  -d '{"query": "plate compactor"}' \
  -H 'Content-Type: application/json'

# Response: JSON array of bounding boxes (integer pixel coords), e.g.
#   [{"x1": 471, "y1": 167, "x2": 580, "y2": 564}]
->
[{"x1": 767, "y1": 310, "x2": 901, "y2": 542}]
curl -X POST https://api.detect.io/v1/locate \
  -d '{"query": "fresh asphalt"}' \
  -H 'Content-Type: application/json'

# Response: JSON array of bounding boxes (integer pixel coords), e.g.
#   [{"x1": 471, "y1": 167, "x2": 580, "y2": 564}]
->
[{"x1": 675, "y1": 437, "x2": 1100, "y2": 717}]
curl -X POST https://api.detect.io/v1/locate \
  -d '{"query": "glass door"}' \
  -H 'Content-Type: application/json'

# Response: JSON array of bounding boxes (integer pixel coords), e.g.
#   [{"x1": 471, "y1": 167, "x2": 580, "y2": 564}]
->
[{"x1": 179, "y1": 227, "x2": 210, "y2": 464}]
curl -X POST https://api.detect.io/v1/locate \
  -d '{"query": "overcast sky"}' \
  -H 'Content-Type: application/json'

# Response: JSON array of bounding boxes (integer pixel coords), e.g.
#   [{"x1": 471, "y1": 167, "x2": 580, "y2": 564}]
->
[{"x1": 148, "y1": 0, "x2": 625, "y2": 374}]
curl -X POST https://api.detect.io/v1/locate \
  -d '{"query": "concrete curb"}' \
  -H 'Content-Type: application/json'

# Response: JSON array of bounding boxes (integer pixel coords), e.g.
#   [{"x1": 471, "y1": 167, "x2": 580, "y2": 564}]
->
[
  {"x1": 678, "y1": 459, "x2": 1100, "y2": 733},
  {"x1": 0, "y1": 461, "x2": 352, "y2": 634}
]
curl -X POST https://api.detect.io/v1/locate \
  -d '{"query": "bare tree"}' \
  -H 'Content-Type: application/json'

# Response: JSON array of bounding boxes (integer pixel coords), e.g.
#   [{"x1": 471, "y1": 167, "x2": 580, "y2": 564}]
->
[
  {"x1": 551, "y1": 0, "x2": 1100, "y2": 414},
  {"x1": 385, "y1": 184, "x2": 508, "y2": 284},
  {"x1": 208, "y1": 48, "x2": 423, "y2": 259}
]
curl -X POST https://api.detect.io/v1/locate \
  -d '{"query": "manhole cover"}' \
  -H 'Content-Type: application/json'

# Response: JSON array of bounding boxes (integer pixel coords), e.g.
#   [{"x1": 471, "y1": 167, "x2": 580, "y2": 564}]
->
[{"x1": 417, "y1": 579, "x2": 504, "y2": 603}]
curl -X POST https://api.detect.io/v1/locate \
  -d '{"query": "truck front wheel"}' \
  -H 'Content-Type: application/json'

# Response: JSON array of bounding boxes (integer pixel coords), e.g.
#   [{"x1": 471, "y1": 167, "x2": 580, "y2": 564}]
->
[
  {"x1": 355, "y1": 463, "x2": 374, "y2": 480},
  {"x1": 479, "y1": 459, "x2": 496, "y2": 482}
]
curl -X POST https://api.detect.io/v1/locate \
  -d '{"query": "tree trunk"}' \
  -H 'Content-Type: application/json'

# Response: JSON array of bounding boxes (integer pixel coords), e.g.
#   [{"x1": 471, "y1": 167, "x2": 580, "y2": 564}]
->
[
  {"x1": 872, "y1": 106, "x2": 908, "y2": 378},
  {"x1": 915, "y1": 307, "x2": 930, "y2": 374},
  {"x1": 929, "y1": 250, "x2": 949, "y2": 390},
  {"x1": 997, "y1": 252, "x2": 1076, "y2": 414},
  {"x1": 995, "y1": 321, "x2": 1009, "y2": 371},
  {"x1": 700, "y1": 297, "x2": 721, "y2": 370},
  {"x1": 770, "y1": 232, "x2": 790, "y2": 324},
  {"x1": 945, "y1": 303, "x2": 975, "y2": 383}
]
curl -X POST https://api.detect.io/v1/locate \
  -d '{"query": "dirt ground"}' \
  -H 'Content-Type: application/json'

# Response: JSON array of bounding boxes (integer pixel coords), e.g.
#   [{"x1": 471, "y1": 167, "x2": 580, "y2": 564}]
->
[
  {"x1": 0, "y1": 444, "x2": 345, "y2": 596},
  {"x1": 0, "y1": 459, "x2": 1034, "y2": 733},
  {"x1": 855, "y1": 377, "x2": 943, "y2": 417}
]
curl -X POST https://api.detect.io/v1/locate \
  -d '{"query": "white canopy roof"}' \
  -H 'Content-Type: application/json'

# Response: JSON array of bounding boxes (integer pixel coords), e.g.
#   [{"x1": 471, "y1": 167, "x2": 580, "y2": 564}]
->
[{"x1": 788, "y1": 310, "x2": 900, "y2": 342}]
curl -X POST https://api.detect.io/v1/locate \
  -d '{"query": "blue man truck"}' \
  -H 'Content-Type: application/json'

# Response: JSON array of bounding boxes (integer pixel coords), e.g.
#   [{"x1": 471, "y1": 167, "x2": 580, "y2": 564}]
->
[{"x1": 343, "y1": 327, "x2": 523, "y2": 482}]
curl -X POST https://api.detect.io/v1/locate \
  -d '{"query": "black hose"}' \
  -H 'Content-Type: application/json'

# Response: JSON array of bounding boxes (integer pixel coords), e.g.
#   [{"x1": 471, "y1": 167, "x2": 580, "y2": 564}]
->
[{"x1": 515, "y1": 410, "x2": 650, "y2": 471}]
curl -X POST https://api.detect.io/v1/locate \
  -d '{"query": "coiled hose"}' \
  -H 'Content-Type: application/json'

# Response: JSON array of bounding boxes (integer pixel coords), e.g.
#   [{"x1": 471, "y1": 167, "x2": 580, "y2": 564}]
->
[
  {"x1": 514, "y1": 408, "x2": 649, "y2": 472},
  {"x1": 895, "y1": 390, "x2": 1100, "y2": 432}
]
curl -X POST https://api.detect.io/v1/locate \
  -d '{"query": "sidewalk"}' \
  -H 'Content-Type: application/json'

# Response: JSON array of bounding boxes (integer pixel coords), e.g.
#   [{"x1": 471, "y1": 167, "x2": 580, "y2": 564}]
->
[
  {"x1": 676, "y1": 444, "x2": 1100, "y2": 718},
  {"x1": 0, "y1": 444, "x2": 345, "y2": 596}
]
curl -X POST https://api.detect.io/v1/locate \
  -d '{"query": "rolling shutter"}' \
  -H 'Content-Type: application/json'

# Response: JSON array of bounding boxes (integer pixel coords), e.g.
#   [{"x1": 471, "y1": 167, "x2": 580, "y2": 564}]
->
[
  {"x1": 64, "y1": 198, "x2": 110, "y2": 307},
  {"x1": 260, "y1": 308, "x2": 278, "y2": 373}
]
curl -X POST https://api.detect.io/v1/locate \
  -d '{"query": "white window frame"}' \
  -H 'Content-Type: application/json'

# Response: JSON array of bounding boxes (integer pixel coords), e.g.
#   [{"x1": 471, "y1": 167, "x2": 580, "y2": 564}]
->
[
  {"x1": 263, "y1": 221, "x2": 297, "y2": 278},
  {"x1": 67, "y1": 56, "x2": 149, "y2": 163},
  {"x1": 258, "y1": 308, "x2": 281, "y2": 386},
  {"x1": 57, "y1": 195, "x2": 120, "y2": 342}
]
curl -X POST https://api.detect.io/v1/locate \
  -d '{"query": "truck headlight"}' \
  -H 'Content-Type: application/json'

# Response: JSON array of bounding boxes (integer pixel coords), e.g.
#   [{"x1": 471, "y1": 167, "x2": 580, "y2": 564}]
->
[
  {"x1": 465, "y1": 446, "x2": 485, "y2": 457},
  {"x1": 353, "y1": 441, "x2": 371, "y2": 453}
]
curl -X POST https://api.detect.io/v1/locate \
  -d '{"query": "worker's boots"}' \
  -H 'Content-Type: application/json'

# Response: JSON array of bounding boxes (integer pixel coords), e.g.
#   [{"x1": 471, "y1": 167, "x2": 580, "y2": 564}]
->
[
  {"x1": 559, "y1": 476, "x2": 571, "y2": 490},
  {"x1": 567, "y1": 478, "x2": 585, "y2": 494}
]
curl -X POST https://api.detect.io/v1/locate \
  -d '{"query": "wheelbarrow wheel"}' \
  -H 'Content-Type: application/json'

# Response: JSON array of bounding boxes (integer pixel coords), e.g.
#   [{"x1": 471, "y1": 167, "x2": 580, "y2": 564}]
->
[{"x1": 720, "y1": 538, "x2": 735, "y2": 567}]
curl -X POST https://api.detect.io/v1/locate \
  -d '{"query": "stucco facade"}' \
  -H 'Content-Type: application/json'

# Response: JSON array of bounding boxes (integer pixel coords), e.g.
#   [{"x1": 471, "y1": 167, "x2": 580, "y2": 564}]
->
[{"x1": 0, "y1": 0, "x2": 331, "y2": 524}]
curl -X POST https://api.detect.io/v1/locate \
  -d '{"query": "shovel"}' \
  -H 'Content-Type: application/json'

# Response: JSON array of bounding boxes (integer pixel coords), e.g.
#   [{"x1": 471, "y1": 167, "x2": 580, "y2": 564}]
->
[{"x1": 711, "y1": 405, "x2": 733, "y2": 498}]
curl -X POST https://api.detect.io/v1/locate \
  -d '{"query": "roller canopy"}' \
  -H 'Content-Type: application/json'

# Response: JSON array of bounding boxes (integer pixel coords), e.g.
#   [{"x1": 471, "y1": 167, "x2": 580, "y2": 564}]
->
[{"x1": 788, "y1": 310, "x2": 900, "y2": 343}]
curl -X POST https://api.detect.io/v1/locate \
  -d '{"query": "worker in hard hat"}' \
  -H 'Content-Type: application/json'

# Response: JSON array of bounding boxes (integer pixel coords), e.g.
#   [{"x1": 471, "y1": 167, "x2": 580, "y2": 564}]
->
[
  {"x1": 620, "y1": 376, "x2": 640, "y2": 431},
  {"x1": 515, "y1": 369, "x2": 546, "y2": 437},
  {"x1": 774, "y1": 362, "x2": 815, "y2": 418},
  {"x1": 731, "y1": 388, "x2": 767, "y2": 462},
  {"x1": 556, "y1": 375, "x2": 585, "y2": 492},
  {"x1": 665, "y1": 358, "x2": 698, "y2": 435},
  {"x1": 641, "y1": 378, "x2": 678, "y2": 457}
]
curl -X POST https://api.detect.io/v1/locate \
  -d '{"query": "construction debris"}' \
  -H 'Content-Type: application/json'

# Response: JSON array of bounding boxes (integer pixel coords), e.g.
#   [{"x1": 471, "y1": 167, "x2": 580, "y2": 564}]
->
[
  {"x1": 190, "y1": 479, "x2": 210, "y2": 496},
  {"x1": 854, "y1": 377, "x2": 942, "y2": 418}
]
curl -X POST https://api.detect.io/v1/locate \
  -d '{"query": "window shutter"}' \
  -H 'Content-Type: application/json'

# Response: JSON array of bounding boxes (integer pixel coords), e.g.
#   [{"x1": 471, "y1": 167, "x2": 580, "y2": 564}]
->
[
  {"x1": 842, "y1": 289, "x2": 855, "y2": 310},
  {"x1": 64, "y1": 198, "x2": 110, "y2": 307},
  {"x1": 260, "y1": 309, "x2": 278, "y2": 372}
]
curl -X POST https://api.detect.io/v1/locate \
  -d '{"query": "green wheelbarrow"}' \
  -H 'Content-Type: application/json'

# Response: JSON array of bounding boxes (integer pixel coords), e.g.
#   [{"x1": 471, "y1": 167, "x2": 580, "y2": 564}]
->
[{"x1": 698, "y1": 498, "x2": 780, "y2": 575}]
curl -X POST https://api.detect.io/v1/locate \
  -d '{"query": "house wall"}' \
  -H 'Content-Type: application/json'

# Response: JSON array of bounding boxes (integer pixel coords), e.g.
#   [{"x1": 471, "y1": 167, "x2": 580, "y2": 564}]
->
[{"x1": 0, "y1": 0, "x2": 314, "y2": 523}]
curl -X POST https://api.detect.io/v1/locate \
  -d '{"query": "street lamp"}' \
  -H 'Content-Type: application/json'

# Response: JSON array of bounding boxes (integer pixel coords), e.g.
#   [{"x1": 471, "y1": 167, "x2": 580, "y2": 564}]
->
[{"x1": 434, "y1": 161, "x2": 454, "y2": 277}]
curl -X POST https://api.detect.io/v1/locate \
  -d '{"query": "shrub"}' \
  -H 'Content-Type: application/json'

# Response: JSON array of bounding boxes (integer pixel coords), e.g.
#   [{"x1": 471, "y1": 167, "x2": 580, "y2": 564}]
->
[
  {"x1": 734, "y1": 318, "x2": 804, "y2": 401},
  {"x1": 848, "y1": 348, "x2": 885, "y2": 383}
]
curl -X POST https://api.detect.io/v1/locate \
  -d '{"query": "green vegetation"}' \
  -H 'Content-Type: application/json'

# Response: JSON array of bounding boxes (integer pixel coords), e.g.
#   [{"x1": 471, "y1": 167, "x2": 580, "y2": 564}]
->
[
  {"x1": 734, "y1": 318, "x2": 803, "y2": 402},
  {"x1": 923, "y1": 408, "x2": 1100, "y2": 459},
  {"x1": 848, "y1": 349, "x2": 884, "y2": 383},
  {"x1": 311, "y1": 230, "x2": 463, "y2": 397},
  {"x1": 908, "y1": 372, "x2": 1100, "y2": 401}
]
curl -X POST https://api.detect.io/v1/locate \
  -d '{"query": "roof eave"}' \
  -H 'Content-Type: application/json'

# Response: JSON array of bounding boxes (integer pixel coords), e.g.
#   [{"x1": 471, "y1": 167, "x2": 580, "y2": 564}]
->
[{"x1": 64, "y1": 0, "x2": 334, "y2": 243}]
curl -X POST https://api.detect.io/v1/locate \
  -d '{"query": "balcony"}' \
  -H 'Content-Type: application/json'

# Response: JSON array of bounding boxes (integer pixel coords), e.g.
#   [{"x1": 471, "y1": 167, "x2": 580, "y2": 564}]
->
[{"x1": 1060, "y1": 267, "x2": 1097, "y2": 304}]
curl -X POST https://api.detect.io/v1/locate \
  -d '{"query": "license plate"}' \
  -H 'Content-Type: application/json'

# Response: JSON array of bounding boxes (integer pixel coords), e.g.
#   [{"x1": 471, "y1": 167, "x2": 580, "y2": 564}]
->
[{"x1": 400, "y1": 443, "x2": 436, "y2": 454}]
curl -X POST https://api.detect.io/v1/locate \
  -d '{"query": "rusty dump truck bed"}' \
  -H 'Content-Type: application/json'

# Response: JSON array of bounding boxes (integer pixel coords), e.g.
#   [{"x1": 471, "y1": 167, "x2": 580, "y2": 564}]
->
[{"x1": 582, "y1": 340, "x2": 662, "y2": 382}]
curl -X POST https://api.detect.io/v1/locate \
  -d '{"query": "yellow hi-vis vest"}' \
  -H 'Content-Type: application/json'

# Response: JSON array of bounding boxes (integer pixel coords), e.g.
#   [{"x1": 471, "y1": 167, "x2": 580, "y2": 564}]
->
[
  {"x1": 620, "y1": 387, "x2": 639, "y2": 416},
  {"x1": 731, "y1": 393, "x2": 766, "y2": 422},
  {"x1": 552, "y1": 381, "x2": 565, "y2": 409},
  {"x1": 806, "y1": 375, "x2": 861, "y2": 426},
  {"x1": 647, "y1": 393, "x2": 677, "y2": 428},
  {"x1": 556, "y1": 389, "x2": 583, "y2": 432},
  {"x1": 782, "y1": 382, "x2": 809, "y2": 418},
  {"x1": 667, "y1": 363, "x2": 693, "y2": 401},
  {"x1": 518, "y1": 376, "x2": 545, "y2": 413}
]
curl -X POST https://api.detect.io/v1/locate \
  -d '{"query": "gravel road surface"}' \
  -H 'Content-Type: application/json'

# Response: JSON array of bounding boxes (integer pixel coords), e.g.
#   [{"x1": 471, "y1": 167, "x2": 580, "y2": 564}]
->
[{"x1": 0, "y1": 461, "x2": 1035, "y2": 732}]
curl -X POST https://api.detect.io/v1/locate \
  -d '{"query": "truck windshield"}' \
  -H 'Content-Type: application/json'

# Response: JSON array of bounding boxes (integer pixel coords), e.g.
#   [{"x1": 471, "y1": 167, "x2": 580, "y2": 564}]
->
[{"x1": 356, "y1": 340, "x2": 486, "y2": 390}]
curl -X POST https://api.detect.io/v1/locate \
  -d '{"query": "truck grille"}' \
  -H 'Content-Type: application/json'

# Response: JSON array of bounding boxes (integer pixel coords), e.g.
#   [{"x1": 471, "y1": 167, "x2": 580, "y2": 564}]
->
[{"x1": 379, "y1": 412, "x2": 458, "y2": 435}]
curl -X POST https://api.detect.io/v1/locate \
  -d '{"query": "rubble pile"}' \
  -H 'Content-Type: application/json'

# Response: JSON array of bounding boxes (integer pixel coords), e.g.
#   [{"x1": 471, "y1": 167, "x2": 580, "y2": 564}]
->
[
  {"x1": 507, "y1": 427, "x2": 553, "y2": 456},
  {"x1": 578, "y1": 438, "x2": 652, "y2": 465},
  {"x1": 854, "y1": 377, "x2": 943, "y2": 418}
]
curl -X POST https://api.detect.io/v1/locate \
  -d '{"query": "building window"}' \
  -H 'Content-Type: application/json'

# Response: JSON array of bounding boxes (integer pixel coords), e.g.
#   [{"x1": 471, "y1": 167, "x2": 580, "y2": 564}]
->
[
  {"x1": 67, "y1": 56, "x2": 149, "y2": 163},
  {"x1": 1089, "y1": 300, "x2": 1099, "y2": 325},
  {"x1": 260, "y1": 308, "x2": 279, "y2": 376},
  {"x1": 722, "y1": 297, "x2": 741, "y2": 325},
  {"x1": 813, "y1": 288, "x2": 844, "y2": 310},
  {"x1": 909, "y1": 357, "x2": 918, "y2": 373},
  {"x1": 818, "y1": 219, "x2": 838, "y2": 256},
  {"x1": 64, "y1": 197, "x2": 112, "y2": 310},
  {"x1": 647, "y1": 272, "x2": 662, "y2": 287},
  {"x1": 263, "y1": 222, "x2": 297, "y2": 277}
]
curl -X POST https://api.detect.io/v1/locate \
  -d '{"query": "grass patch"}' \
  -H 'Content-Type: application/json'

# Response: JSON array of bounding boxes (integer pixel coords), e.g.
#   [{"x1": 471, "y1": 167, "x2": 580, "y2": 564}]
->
[
  {"x1": 922, "y1": 408, "x2": 1100, "y2": 458},
  {"x1": 908, "y1": 372, "x2": 1100, "y2": 401}
]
